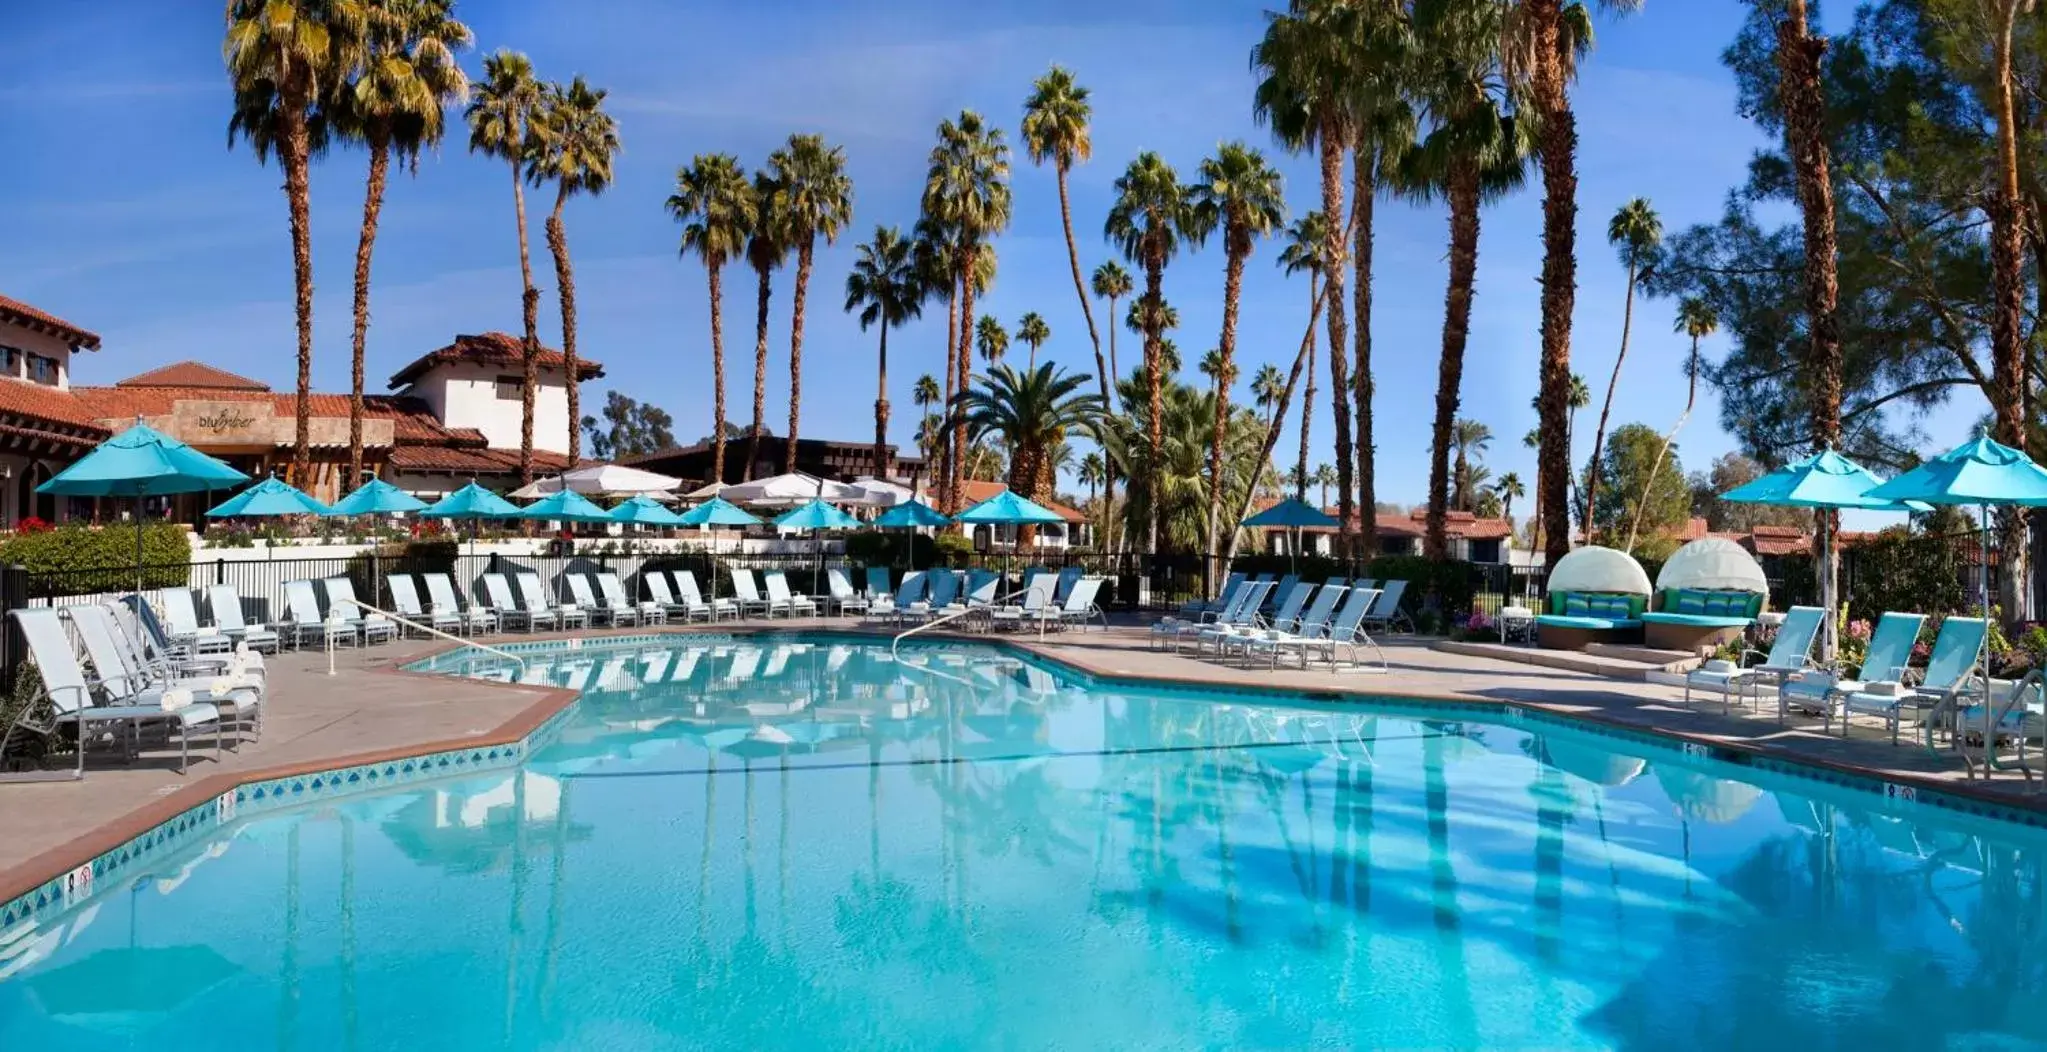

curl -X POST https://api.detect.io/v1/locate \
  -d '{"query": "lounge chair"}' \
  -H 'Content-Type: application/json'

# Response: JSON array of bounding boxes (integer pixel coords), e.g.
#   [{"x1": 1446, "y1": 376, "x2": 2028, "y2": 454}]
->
[
  {"x1": 867, "y1": 570, "x2": 926, "y2": 622},
  {"x1": 824, "y1": 568, "x2": 869, "y2": 615},
  {"x1": 729, "y1": 568, "x2": 774, "y2": 617},
  {"x1": 1779, "y1": 611, "x2": 1925, "y2": 735},
  {"x1": 1683, "y1": 605, "x2": 1825, "y2": 712},
  {"x1": 1178, "y1": 572, "x2": 1246, "y2": 619},
  {"x1": 425, "y1": 573, "x2": 497, "y2": 635},
  {"x1": 1844, "y1": 615, "x2": 1989, "y2": 747},
  {"x1": 1051, "y1": 567, "x2": 1084, "y2": 606},
  {"x1": 483, "y1": 573, "x2": 547, "y2": 632},
  {"x1": 598, "y1": 572, "x2": 660, "y2": 625},
  {"x1": 115, "y1": 596, "x2": 263, "y2": 688},
  {"x1": 1314, "y1": 588, "x2": 1389, "y2": 670},
  {"x1": 206, "y1": 585, "x2": 281, "y2": 653},
  {"x1": 963, "y1": 570, "x2": 1001, "y2": 608},
  {"x1": 72, "y1": 604, "x2": 261, "y2": 745},
  {"x1": 764, "y1": 571, "x2": 819, "y2": 618},
  {"x1": 864, "y1": 566, "x2": 891, "y2": 603},
  {"x1": 1055, "y1": 577, "x2": 1108, "y2": 631},
  {"x1": 1264, "y1": 574, "x2": 1300, "y2": 614},
  {"x1": 1238, "y1": 585, "x2": 1352, "y2": 668},
  {"x1": 1185, "y1": 580, "x2": 1274, "y2": 653},
  {"x1": 323, "y1": 577, "x2": 398, "y2": 644},
  {"x1": 387, "y1": 574, "x2": 458, "y2": 636},
  {"x1": 4, "y1": 607, "x2": 223, "y2": 779},
  {"x1": 566, "y1": 574, "x2": 626, "y2": 627},
  {"x1": 518, "y1": 571, "x2": 584, "y2": 630},
  {"x1": 1201, "y1": 580, "x2": 1311, "y2": 655},
  {"x1": 284, "y1": 579, "x2": 344, "y2": 649},
  {"x1": 644, "y1": 571, "x2": 698, "y2": 621},
  {"x1": 1153, "y1": 579, "x2": 1254, "y2": 649},
  {"x1": 909, "y1": 570, "x2": 962, "y2": 622},
  {"x1": 989, "y1": 572, "x2": 1059, "y2": 632},
  {"x1": 1359, "y1": 580, "x2": 1413, "y2": 634},
  {"x1": 675, "y1": 571, "x2": 736, "y2": 621},
  {"x1": 158, "y1": 588, "x2": 233, "y2": 657}
]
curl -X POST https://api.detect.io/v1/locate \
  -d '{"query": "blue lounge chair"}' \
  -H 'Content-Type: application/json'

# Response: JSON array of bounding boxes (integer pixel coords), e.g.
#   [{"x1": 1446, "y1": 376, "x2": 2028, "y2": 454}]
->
[
  {"x1": 1844, "y1": 616, "x2": 1988, "y2": 747},
  {"x1": 1683, "y1": 605, "x2": 1825, "y2": 712},
  {"x1": 1781, "y1": 612, "x2": 1925, "y2": 735}
]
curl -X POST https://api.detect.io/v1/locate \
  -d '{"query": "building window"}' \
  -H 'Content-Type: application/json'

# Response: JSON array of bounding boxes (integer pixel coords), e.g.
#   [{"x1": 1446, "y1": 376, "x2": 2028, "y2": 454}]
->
[
  {"x1": 0, "y1": 345, "x2": 18, "y2": 374},
  {"x1": 495, "y1": 375, "x2": 522, "y2": 401},
  {"x1": 27, "y1": 355, "x2": 57, "y2": 384},
  {"x1": 1467, "y1": 539, "x2": 1503, "y2": 564}
]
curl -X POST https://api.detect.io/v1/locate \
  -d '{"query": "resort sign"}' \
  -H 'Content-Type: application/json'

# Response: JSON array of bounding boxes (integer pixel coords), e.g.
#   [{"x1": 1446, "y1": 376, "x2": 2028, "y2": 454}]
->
[
  {"x1": 121, "y1": 399, "x2": 396, "y2": 450},
  {"x1": 196, "y1": 407, "x2": 259, "y2": 433}
]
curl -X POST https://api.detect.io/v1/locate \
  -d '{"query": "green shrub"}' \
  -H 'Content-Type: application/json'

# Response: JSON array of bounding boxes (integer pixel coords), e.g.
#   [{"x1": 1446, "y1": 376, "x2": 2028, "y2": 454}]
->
[
  {"x1": 930, "y1": 531, "x2": 974, "y2": 568},
  {"x1": 1366, "y1": 555, "x2": 1477, "y2": 618},
  {"x1": 3, "y1": 522, "x2": 192, "y2": 598},
  {"x1": 343, "y1": 539, "x2": 460, "y2": 606},
  {"x1": 1842, "y1": 530, "x2": 1964, "y2": 620}
]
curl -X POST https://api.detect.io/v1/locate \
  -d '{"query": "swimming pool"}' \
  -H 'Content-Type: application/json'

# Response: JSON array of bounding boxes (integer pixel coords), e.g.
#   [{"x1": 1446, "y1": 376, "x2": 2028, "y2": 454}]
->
[{"x1": 3, "y1": 633, "x2": 2044, "y2": 1049}]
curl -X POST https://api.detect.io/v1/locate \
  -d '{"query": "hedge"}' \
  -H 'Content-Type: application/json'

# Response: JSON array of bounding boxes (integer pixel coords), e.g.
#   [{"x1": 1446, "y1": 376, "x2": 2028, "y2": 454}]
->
[
  {"x1": 343, "y1": 539, "x2": 461, "y2": 604},
  {"x1": 3, "y1": 523, "x2": 193, "y2": 598}
]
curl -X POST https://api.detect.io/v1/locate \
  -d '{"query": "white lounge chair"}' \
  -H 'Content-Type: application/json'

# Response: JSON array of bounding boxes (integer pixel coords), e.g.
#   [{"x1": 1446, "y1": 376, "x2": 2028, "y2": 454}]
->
[
  {"x1": 158, "y1": 588, "x2": 232, "y2": 657},
  {"x1": 565, "y1": 574, "x2": 622, "y2": 627},
  {"x1": 5, "y1": 607, "x2": 224, "y2": 779},
  {"x1": 1238, "y1": 586, "x2": 1353, "y2": 668},
  {"x1": 675, "y1": 571, "x2": 736, "y2": 622},
  {"x1": 73, "y1": 603, "x2": 262, "y2": 744},
  {"x1": 113, "y1": 597, "x2": 263, "y2": 689},
  {"x1": 825, "y1": 568, "x2": 869, "y2": 615},
  {"x1": 867, "y1": 570, "x2": 926, "y2": 622},
  {"x1": 1684, "y1": 605, "x2": 1825, "y2": 712},
  {"x1": 389, "y1": 573, "x2": 460, "y2": 636},
  {"x1": 764, "y1": 570, "x2": 819, "y2": 618},
  {"x1": 207, "y1": 585, "x2": 281, "y2": 654},
  {"x1": 519, "y1": 571, "x2": 584, "y2": 629},
  {"x1": 644, "y1": 571, "x2": 697, "y2": 621},
  {"x1": 1359, "y1": 580, "x2": 1412, "y2": 634},
  {"x1": 597, "y1": 572, "x2": 657, "y2": 625},
  {"x1": 323, "y1": 577, "x2": 398, "y2": 644},
  {"x1": 1055, "y1": 577, "x2": 1107, "y2": 631},
  {"x1": 425, "y1": 573, "x2": 497, "y2": 635},
  {"x1": 729, "y1": 568, "x2": 775, "y2": 617},
  {"x1": 483, "y1": 573, "x2": 546, "y2": 632},
  {"x1": 284, "y1": 579, "x2": 344, "y2": 649},
  {"x1": 862, "y1": 567, "x2": 891, "y2": 608}
]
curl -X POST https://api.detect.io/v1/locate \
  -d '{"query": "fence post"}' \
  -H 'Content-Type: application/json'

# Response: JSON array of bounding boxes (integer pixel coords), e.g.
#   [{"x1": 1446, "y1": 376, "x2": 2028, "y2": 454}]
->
[{"x1": 0, "y1": 564, "x2": 25, "y2": 687}]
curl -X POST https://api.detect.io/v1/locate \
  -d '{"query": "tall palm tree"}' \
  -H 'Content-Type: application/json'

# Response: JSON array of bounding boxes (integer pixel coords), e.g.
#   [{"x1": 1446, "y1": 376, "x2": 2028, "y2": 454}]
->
[
  {"x1": 1021, "y1": 67, "x2": 1106, "y2": 396},
  {"x1": 1077, "y1": 450, "x2": 1105, "y2": 508},
  {"x1": 1582, "y1": 197, "x2": 1661, "y2": 540},
  {"x1": 1503, "y1": 0, "x2": 1642, "y2": 570},
  {"x1": 1448, "y1": 418, "x2": 1493, "y2": 512},
  {"x1": 528, "y1": 75, "x2": 618, "y2": 466},
  {"x1": 668, "y1": 153, "x2": 758, "y2": 484},
  {"x1": 1015, "y1": 312, "x2": 1050, "y2": 368},
  {"x1": 766, "y1": 134, "x2": 855, "y2": 473},
  {"x1": 912, "y1": 373, "x2": 942, "y2": 464},
  {"x1": 922, "y1": 111, "x2": 1012, "y2": 511},
  {"x1": 1277, "y1": 210, "x2": 1328, "y2": 501},
  {"x1": 463, "y1": 49, "x2": 546, "y2": 480},
  {"x1": 1090, "y1": 261, "x2": 1133, "y2": 381},
  {"x1": 743, "y1": 171, "x2": 789, "y2": 481},
  {"x1": 1312, "y1": 463, "x2": 1338, "y2": 509},
  {"x1": 335, "y1": 0, "x2": 468, "y2": 485},
  {"x1": 1106, "y1": 151, "x2": 1196, "y2": 554},
  {"x1": 1250, "y1": 363, "x2": 1286, "y2": 430},
  {"x1": 1628, "y1": 298, "x2": 1716, "y2": 551},
  {"x1": 957, "y1": 363, "x2": 1105, "y2": 546},
  {"x1": 1494, "y1": 471, "x2": 1524, "y2": 525},
  {"x1": 1406, "y1": 0, "x2": 1529, "y2": 561},
  {"x1": 226, "y1": 0, "x2": 367, "y2": 486},
  {"x1": 1989, "y1": 1, "x2": 2034, "y2": 623},
  {"x1": 844, "y1": 225, "x2": 924, "y2": 479},
  {"x1": 1255, "y1": 0, "x2": 1357, "y2": 552},
  {"x1": 1189, "y1": 141, "x2": 1285, "y2": 574},
  {"x1": 975, "y1": 315, "x2": 1009, "y2": 365}
]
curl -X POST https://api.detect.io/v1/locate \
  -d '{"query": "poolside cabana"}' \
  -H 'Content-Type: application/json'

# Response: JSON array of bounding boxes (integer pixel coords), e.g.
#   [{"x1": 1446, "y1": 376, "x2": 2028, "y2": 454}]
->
[
  {"x1": 1536, "y1": 545, "x2": 1652, "y2": 650},
  {"x1": 1640, "y1": 537, "x2": 1769, "y2": 651}
]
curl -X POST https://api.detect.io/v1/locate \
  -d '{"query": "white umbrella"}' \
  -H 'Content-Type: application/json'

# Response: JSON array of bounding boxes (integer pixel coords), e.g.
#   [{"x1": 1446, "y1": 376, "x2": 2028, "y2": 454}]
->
[
  {"x1": 683, "y1": 480, "x2": 728, "y2": 501},
  {"x1": 720, "y1": 471, "x2": 862, "y2": 507},
  {"x1": 846, "y1": 476, "x2": 915, "y2": 507},
  {"x1": 510, "y1": 464, "x2": 683, "y2": 499}
]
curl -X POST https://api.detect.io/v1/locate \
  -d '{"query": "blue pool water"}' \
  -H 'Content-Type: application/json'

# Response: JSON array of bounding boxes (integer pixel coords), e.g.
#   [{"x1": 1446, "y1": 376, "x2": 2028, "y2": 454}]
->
[{"x1": 5, "y1": 635, "x2": 2047, "y2": 1050}]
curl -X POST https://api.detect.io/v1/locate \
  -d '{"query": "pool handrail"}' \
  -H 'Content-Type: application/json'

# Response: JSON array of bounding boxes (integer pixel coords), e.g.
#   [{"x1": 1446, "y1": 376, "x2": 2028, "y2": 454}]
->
[
  {"x1": 892, "y1": 583, "x2": 1040, "y2": 658},
  {"x1": 333, "y1": 597, "x2": 526, "y2": 673}
]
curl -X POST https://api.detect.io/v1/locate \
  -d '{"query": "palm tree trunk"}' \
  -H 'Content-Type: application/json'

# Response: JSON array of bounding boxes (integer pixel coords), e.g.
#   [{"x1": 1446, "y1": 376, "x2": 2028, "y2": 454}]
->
[
  {"x1": 1777, "y1": 0, "x2": 1845, "y2": 650},
  {"x1": 546, "y1": 185, "x2": 580, "y2": 467},
  {"x1": 512, "y1": 156, "x2": 540, "y2": 484},
  {"x1": 708, "y1": 262, "x2": 728, "y2": 483},
  {"x1": 1627, "y1": 335, "x2": 1698, "y2": 551},
  {"x1": 1581, "y1": 255, "x2": 1638, "y2": 541},
  {"x1": 1103, "y1": 289, "x2": 1121, "y2": 553},
  {"x1": 1061, "y1": 163, "x2": 1105, "y2": 391},
  {"x1": 1991, "y1": 0, "x2": 2030, "y2": 623},
  {"x1": 1106, "y1": 292, "x2": 1121, "y2": 381},
  {"x1": 1207, "y1": 234, "x2": 1246, "y2": 587},
  {"x1": 1352, "y1": 152, "x2": 1377, "y2": 556},
  {"x1": 940, "y1": 284, "x2": 959, "y2": 509},
  {"x1": 786, "y1": 238, "x2": 814, "y2": 475},
  {"x1": 1426, "y1": 167, "x2": 1481, "y2": 563},
  {"x1": 952, "y1": 252, "x2": 976, "y2": 514},
  {"x1": 348, "y1": 131, "x2": 391, "y2": 488},
  {"x1": 873, "y1": 321, "x2": 890, "y2": 479},
  {"x1": 746, "y1": 262, "x2": 773, "y2": 482},
  {"x1": 1012, "y1": 445, "x2": 1044, "y2": 549},
  {"x1": 1531, "y1": 0, "x2": 1577, "y2": 571},
  {"x1": 1143, "y1": 260, "x2": 1166, "y2": 555},
  {"x1": 1317, "y1": 127, "x2": 1354, "y2": 560},
  {"x1": 1296, "y1": 273, "x2": 1318, "y2": 502},
  {"x1": 283, "y1": 110, "x2": 316, "y2": 487}
]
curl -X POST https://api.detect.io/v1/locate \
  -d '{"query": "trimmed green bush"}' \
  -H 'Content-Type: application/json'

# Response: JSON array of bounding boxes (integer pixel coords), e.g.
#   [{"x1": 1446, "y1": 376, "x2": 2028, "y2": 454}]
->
[
  {"x1": 344, "y1": 539, "x2": 461, "y2": 604},
  {"x1": 3, "y1": 523, "x2": 192, "y2": 598}
]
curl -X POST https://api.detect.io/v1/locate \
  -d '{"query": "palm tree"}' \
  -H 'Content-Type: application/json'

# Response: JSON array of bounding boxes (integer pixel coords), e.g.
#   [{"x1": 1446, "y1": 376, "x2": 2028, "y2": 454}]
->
[
  {"x1": 1106, "y1": 377, "x2": 1264, "y2": 554},
  {"x1": 922, "y1": 111, "x2": 1012, "y2": 510},
  {"x1": 743, "y1": 171, "x2": 789, "y2": 481},
  {"x1": 335, "y1": 0, "x2": 468, "y2": 485},
  {"x1": 668, "y1": 153, "x2": 758, "y2": 484},
  {"x1": 912, "y1": 373, "x2": 942, "y2": 464},
  {"x1": 1406, "y1": 0, "x2": 1529, "y2": 562},
  {"x1": 1312, "y1": 463, "x2": 1338, "y2": 508},
  {"x1": 1988, "y1": 1, "x2": 2035, "y2": 625},
  {"x1": 1106, "y1": 151, "x2": 1196, "y2": 553},
  {"x1": 1189, "y1": 141, "x2": 1285, "y2": 574},
  {"x1": 957, "y1": 363, "x2": 1105, "y2": 546},
  {"x1": 1448, "y1": 418, "x2": 1493, "y2": 512},
  {"x1": 1628, "y1": 298, "x2": 1716, "y2": 551},
  {"x1": 1582, "y1": 197, "x2": 1661, "y2": 540},
  {"x1": 1503, "y1": 0, "x2": 1643, "y2": 570},
  {"x1": 1078, "y1": 450, "x2": 1106, "y2": 513},
  {"x1": 1091, "y1": 261, "x2": 1133, "y2": 381},
  {"x1": 1494, "y1": 471, "x2": 1524, "y2": 525},
  {"x1": 226, "y1": 0, "x2": 366, "y2": 486},
  {"x1": 1021, "y1": 67, "x2": 1105, "y2": 395},
  {"x1": 528, "y1": 75, "x2": 618, "y2": 466},
  {"x1": 844, "y1": 225, "x2": 925, "y2": 480},
  {"x1": 463, "y1": 49, "x2": 546, "y2": 480},
  {"x1": 767, "y1": 134, "x2": 855, "y2": 473},
  {"x1": 1254, "y1": 0, "x2": 1357, "y2": 552},
  {"x1": 975, "y1": 315, "x2": 1009, "y2": 365},
  {"x1": 1015, "y1": 312, "x2": 1051, "y2": 368},
  {"x1": 1277, "y1": 210, "x2": 1328, "y2": 500},
  {"x1": 1250, "y1": 363, "x2": 1285, "y2": 430}
]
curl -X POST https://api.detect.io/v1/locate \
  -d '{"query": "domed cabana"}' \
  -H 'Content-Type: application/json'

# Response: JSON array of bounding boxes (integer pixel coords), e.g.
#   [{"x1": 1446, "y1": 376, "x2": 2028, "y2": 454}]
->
[
  {"x1": 1639, "y1": 538, "x2": 1769, "y2": 651},
  {"x1": 1536, "y1": 546, "x2": 1652, "y2": 650}
]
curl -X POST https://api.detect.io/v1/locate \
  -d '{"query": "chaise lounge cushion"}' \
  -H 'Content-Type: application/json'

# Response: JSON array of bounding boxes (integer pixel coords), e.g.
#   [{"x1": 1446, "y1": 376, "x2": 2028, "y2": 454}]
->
[
  {"x1": 1535, "y1": 614, "x2": 1643, "y2": 631},
  {"x1": 1639, "y1": 611, "x2": 1753, "y2": 628}
]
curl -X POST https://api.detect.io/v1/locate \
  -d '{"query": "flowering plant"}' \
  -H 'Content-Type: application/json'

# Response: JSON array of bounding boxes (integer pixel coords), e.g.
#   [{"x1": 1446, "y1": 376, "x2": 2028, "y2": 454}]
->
[{"x1": 13, "y1": 517, "x2": 51, "y2": 535}]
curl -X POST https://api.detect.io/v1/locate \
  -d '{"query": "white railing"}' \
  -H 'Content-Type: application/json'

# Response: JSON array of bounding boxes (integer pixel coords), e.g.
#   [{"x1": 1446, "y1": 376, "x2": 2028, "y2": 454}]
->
[
  {"x1": 891, "y1": 585, "x2": 1042, "y2": 659},
  {"x1": 333, "y1": 597, "x2": 526, "y2": 675}
]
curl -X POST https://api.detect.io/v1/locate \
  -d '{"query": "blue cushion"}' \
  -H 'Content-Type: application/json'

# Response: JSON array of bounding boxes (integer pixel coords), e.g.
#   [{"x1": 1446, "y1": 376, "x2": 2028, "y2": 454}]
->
[
  {"x1": 1705, "y1": 593, "x2": 1738, "y2": 617},
  {"x1": 1597, "y1": 596, "x2": 1630, "y2": 617},
  {"x1": 1565, "y1": 594, "x2": 1591, "y2": 617},
  {"x1": 1538, "y1": 614, "x2": 1643, "y2": 631},
  {"x1": 1641, "y1": 612, "x2": 1752, "y2": 628},
  {"x1": 1676, "y1": 592, "x2": 1707, "y2": 615}
]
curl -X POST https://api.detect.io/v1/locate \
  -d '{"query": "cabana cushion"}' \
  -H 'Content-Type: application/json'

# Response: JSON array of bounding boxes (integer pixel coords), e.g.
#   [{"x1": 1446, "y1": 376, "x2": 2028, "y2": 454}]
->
[{"x1": 1536, "y1": 614, "x2": 1644, "y2": 631}]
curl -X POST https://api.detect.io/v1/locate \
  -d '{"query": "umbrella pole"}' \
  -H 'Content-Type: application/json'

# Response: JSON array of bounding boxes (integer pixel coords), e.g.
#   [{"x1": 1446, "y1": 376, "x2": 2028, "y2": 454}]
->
[{"x1": 134, "y1": 490, "x2": 145, "y2": 598}]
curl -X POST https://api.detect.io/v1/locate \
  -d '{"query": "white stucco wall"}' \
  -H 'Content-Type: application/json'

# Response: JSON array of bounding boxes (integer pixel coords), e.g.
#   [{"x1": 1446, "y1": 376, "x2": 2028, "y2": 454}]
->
[
  {"x1": 0, "y1": 318, "x2": 79, "y2": 389},
  {"x1": 402, "y1": 361, "x2": 573, "y2": 455}
]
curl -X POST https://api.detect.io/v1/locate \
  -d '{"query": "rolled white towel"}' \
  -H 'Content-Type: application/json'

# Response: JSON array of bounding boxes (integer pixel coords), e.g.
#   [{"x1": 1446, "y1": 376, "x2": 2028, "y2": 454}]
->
[
  {"x1": 1702, "y1": 659, "x2": 1737, "y2": 675},
  {"x1": 161, "y1": 688, "x2": 193, "y2": 712}
]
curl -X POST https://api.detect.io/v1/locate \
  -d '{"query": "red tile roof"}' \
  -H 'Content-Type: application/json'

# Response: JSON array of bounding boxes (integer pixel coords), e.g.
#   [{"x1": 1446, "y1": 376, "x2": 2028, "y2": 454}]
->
[
  {"x1": 0, "y1": 378, "x2": 107, "y2": 430},
  {"x1": 387, "y1": 331, "x2": 604, "y2": 389},
  {"x1": 389, "y1": 445, "x2": 573, "y2": 474},
  {"x1": 68, "y1": 385, "x2": 461, "y2": 450},
  {"x1": 958, "y1": 480, "x2": 1086, "y2": 524},
  {"x1": 0, "y1": 294, "x2": 101, "y2": 351},
  {"x1": 115, "y1": 361, "x2": 268, "y2": 390}
]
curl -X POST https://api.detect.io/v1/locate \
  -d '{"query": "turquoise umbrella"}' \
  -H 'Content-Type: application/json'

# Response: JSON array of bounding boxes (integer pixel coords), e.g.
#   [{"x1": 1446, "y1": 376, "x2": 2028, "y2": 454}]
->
[
  {"x1": 1242, "y1": 497, "x2": 1338, "y2": 573},
  {"x1": 954, "y1": 489, "x2": 1064, "y2": 525},
  {"x1": 677, "y1": 498, "x2": 762, "y2": 604},
  {"x1": 419, "y1": 481, "x2": 521, "y2": 567},
  {"x1": 515, "y1": 489, "x2": 613, "y2": 523},
  {"x1": 775, "y1": 499, "x2": 862, "y2": 594},
  {"x1": 330, "y1": 477, "x2": 429, "y2": 516},
  {"x1": 872, "y1": 499, "x2": 951, "y2": 528},
  {"x1": 610, "y1": 494, "x2": 686, "y2": 526},
  {"x1": 205, "y1": 477, "x2": 331, "y2": 518},
  {"x1": 38, "y1": 420, "x2": 251, "y2": 593}
]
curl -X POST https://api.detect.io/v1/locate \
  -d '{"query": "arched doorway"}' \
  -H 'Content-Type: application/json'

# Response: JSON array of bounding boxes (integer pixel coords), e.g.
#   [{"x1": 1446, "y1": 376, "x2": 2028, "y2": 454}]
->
[{"x1": 17, "y1": 461, "x2": 54, "y2": 524}]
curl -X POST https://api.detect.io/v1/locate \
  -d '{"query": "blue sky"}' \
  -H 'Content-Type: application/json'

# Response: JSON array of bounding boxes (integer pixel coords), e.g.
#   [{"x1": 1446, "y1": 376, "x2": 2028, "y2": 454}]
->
[{"x1": 0, "y1": 0, "x2": 1978, "y2": 506}]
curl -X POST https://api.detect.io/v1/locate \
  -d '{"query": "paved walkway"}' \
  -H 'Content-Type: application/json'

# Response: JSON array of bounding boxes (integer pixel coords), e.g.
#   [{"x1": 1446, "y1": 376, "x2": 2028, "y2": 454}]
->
[{"x1": 3, "y1": 618, "x2": 2039, "y2": 906}]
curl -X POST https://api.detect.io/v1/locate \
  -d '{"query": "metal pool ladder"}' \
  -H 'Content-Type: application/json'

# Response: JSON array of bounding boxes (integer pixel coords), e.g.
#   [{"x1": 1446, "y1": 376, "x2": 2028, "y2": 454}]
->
[
  {"x1": 891, "y1": 585, "x2": 1036, "y2": 660},
  {"x1": 336, "y1": 597, "x2": 527, "y2": 675}
]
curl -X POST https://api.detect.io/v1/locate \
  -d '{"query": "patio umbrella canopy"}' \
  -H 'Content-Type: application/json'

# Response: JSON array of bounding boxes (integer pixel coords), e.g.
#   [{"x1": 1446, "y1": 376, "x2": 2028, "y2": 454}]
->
[
  {"x1": 775, "y1": 499, "x2": 862, "y2": 594},
  {"x1": 720, "y1": 471, "x2": 862, "y2": 506},
  {"x1": 204, "y1": 478, "x2": 331, "y2": 518},
  {"x1": 511, "y1": 464, "x2": 684, "y2": 499},
  {"x1": 610, "y1": 494, "x2": 686, "y2": 526},
  {"x1": 514, "y1": 489, "x2": 614, "y2": 523},
  {"x1": 676, "y1": 497, "x2": 762, "y2": 528},
  {"x1": 418, "y1": 481, "x2": 521, "y2": 520},
  {"x1": 329, "y1": 477, "x2": 428, "y2": 516},
  {"x1": 873, "y1": 499, "x2": 952, "y2": 528},
  {"x1": 955, "y1": 490, "x2": 1063, "y2": 525},
  {"x1": 38, "y1": 421, "x2": 250, "y2": 592},
  {"x1": 1242, "y1": 498, "x2": 1338, "y2": 574}
]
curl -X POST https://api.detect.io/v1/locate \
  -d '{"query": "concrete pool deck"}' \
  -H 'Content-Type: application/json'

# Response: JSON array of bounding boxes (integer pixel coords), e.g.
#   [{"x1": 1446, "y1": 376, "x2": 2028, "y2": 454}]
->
[{"x1": 3, "y1": 618, "x2": 2042, "y2": 905}]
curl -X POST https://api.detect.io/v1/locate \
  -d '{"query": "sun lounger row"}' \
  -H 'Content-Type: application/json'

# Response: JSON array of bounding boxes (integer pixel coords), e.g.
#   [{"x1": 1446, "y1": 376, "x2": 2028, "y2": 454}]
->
[
  {"x1": 855, "y1": 568, "x2": 1106, "y2": 631},
  {"x1": 1151, "y1": 579, "x2": 1388, "y2": 671}
]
